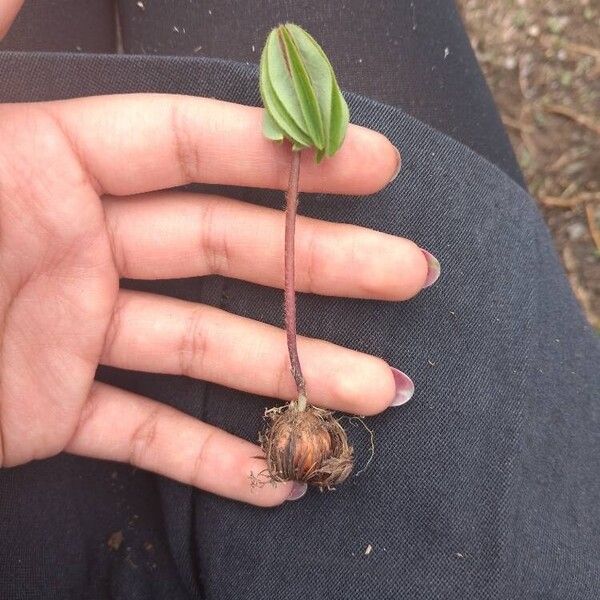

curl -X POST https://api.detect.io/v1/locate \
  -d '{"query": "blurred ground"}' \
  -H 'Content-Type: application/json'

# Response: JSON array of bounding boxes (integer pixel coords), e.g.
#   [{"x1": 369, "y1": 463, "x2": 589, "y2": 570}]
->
[{"x1": 457, "y1": 0, "x2": 600, "y2": 329}]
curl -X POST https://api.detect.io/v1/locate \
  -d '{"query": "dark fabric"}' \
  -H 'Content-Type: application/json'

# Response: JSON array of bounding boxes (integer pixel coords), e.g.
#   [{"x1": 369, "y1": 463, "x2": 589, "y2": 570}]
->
[
  {"x1": 0, "y1": 51, "x2": 598, "y2": 599},
  {"x1": 0, "y1": 0, "x2": 115, "y2": 53},
  {"x1": 0, "y1": 0, "x2": 524, "y2": 185}
]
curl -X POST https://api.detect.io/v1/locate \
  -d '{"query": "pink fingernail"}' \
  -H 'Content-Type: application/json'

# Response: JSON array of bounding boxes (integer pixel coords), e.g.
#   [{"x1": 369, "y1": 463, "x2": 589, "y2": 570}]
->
[
  {"x1": 421, "y1": 249, "x2": 441, "y2": 288},
  {"x1": 286, "y1": 481, "x2": 308, "y2": 501},
  {"x1": 389, "y1": 146, "x2": 402, "y2": 183},
  {"x1": 390, "y1": 367, "x2": 415, "y2": 406}
]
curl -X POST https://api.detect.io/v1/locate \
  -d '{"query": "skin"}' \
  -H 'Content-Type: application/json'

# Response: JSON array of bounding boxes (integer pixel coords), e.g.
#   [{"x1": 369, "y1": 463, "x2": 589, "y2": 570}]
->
[
  {"x1": 0, "y1": 0, "x2": 23, "y2": 38},
  {"x1": 0, "y1": 10, "x2": 429, "y2": 507}
]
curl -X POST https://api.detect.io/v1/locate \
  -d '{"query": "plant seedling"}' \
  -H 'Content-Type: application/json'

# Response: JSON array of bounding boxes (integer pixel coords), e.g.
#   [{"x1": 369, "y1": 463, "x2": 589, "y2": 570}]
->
[{"x1": 257, "y1": 23, "x2": 353, "y2": 490}]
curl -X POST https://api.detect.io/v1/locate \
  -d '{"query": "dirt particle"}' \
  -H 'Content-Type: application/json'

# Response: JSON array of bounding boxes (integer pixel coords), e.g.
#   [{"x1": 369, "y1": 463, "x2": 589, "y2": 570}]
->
[
  {"x1": 107, "y1": 531, "x2": 124, "y2": 551},
  {"x1": 457, "y1": 0, "x2": 600, "y2": 329}
]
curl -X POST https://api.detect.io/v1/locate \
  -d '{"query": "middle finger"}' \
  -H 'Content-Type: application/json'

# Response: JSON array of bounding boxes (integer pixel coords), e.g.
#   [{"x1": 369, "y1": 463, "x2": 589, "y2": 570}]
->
[
  {"x1": 104, "y1": 191, "x2": 431, "y2": 300},
  {"x1": 101, "y1": 289, "x2": 404, "y2": 416}
]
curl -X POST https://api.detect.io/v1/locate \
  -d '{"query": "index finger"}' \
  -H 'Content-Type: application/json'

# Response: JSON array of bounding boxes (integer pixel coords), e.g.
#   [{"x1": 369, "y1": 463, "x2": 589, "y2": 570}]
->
[{"x1": 42, "y1": 93, "x2": 400, "y2": 196}]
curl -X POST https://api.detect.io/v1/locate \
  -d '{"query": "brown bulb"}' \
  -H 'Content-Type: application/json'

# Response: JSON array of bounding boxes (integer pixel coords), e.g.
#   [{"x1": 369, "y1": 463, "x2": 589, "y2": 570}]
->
[{"x1": 261, "y1": 405, "x2": 353, "y2": 490}]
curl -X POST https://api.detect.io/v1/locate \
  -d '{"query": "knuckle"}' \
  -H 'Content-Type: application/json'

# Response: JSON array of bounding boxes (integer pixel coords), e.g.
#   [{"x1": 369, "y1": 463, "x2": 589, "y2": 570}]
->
[
  {"x1": 170, "y1": 100, "x2": 200, "y2": 184},
  {"x1": 128, "y1": 407, "x2": 161, "y2": 468},
  {"x1": 299, "y1": 222, "x2": 323, "y2": 294},
  {"x1": 102, "y1": 292, "x2": 127, "y2": 362},
  {"x1": 273, "y1": 351, "x2": 295, "y2": 401},
  {"x1": 66, "y1": 384, "x2": 102, "y2": 451},
  {"x1": 104, "y1": 206, "x2": 129, "y2": 276},
  {"x1": 199, "y1": 199, "x2": 230, "y2": 275},
  {"x1": 178, "y1": 306, "x2": 209, "y2": 378},
  {"x1": 189, "y1": 428, "x2": 217, "y2": 488}
]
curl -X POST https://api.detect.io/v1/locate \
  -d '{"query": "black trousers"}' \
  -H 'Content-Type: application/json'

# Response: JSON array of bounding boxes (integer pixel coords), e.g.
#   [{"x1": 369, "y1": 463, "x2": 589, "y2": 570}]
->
[{"x1": 0, "y1": 2, "x2": 598, "y2": 599}]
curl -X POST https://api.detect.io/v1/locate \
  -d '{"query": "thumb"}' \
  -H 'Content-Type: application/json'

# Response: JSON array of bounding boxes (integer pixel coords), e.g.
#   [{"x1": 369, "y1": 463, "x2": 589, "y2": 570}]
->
[{"x1": 0, "y1": 0, "x2": 24, "y2": 40}]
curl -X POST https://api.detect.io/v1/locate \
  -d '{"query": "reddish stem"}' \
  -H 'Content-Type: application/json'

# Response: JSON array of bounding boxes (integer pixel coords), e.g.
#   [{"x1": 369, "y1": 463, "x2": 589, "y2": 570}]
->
[{"x1": 284, "y1": 149, "x2": 307, "y2": 409}]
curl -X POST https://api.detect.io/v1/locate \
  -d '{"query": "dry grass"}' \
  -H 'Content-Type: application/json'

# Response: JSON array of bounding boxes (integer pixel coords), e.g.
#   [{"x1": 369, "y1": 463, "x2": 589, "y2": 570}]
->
[{"x1": 457, "y1": 0, "x2": 600, "y2": 330}]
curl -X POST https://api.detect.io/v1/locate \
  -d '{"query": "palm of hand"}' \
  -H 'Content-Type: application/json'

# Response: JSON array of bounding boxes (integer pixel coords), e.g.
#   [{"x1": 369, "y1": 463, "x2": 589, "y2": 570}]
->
[{"x1": 0, "y1": 107, "x2": 118, "y2": 465}]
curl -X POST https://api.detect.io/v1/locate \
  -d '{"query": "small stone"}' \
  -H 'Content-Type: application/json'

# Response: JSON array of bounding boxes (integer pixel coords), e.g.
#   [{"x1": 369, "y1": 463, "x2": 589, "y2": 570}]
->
[{"x1": 567, "y1": 222, "x2": 587, "y2": 241}]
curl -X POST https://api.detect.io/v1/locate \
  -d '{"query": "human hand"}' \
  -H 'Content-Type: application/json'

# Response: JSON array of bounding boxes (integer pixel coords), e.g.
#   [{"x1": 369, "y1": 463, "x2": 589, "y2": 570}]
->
[{"x1": 0, "y1": 93, "x2": 437, "y2": 505}]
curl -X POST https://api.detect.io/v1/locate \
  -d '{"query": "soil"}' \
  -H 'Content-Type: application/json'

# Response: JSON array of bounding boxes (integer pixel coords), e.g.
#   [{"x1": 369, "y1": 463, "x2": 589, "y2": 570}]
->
[{"x1": 457, "y1": 0, "x2": 600, "y2": 330}]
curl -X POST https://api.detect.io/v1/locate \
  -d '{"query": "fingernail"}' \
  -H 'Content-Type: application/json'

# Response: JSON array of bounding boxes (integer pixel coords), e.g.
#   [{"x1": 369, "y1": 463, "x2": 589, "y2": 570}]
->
[
  {"x1": 388, "y1": 146, "x2": 402, "y2": 183},
  {"x1": 390, "y1": 367, "x2": 415, "y2": 406},
  {"x1": 286, "y1": 481, "x2": 308, "y2": 501},
  {"x1": 421, "y1": 249, "x2": 441, "y2": 288}
]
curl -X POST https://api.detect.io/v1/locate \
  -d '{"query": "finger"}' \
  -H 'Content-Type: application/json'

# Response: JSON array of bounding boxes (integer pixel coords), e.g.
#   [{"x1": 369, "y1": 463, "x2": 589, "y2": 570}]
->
[
  {"x1": 0, "y1": 0, "x2": 23, "y2": 38},
  {"x1": 43, "y1": 93, "x2": 400, "y2": 196},
  {"x1": 66, "y1": 382, "x2": 299, "y2": 507},
  {"x1": 102, "y1": 290, "x2": 400, "y2": 416},
  {"x1": 104, "y1": 191, "x2": 428, "y2": 300}
]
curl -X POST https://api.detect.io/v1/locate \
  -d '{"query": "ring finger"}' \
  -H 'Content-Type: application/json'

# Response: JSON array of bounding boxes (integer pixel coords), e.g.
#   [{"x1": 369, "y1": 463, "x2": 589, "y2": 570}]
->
[{"x1": 101, "y1": 290, "x2": 413, "y2": 416}]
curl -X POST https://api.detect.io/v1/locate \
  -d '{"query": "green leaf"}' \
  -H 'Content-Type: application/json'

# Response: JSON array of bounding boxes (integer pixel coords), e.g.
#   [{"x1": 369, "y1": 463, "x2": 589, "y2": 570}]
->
[
  {"x1": 328, "y1": 77, "x2": 349, "y2": 156},
  {"x1": 286, "y1": 24, "x2": 332, "y2": 153},
  {"x1": 262, "y1": 109, "x2": 284, "y2": 142},
  {"x1": 259, "y1": 23, "x2": 349, "y2": 161},
  {"x1": 280, "y1": 27, "x2": 325, "y2": 150},
  {"x1": 259, "y1": 37, "x2": 312, "y2": 147},
  {"x1": 264, "y1": 31, "x2": 307, "y2": 136}
]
